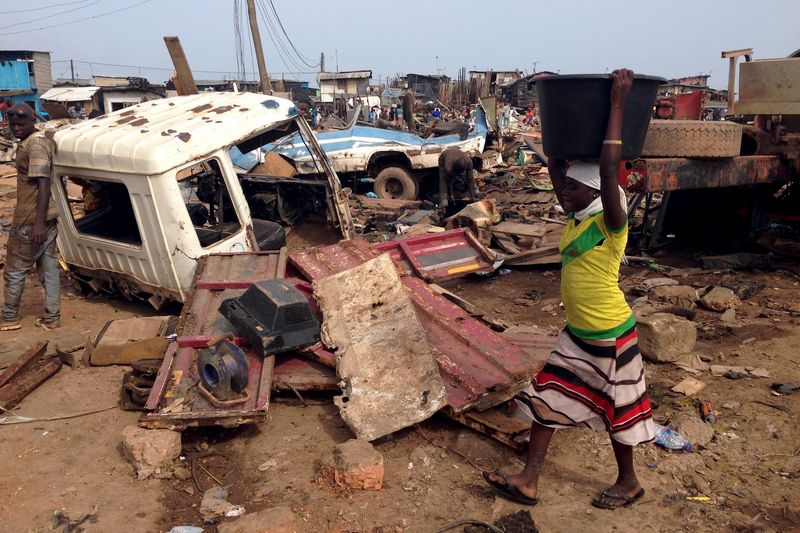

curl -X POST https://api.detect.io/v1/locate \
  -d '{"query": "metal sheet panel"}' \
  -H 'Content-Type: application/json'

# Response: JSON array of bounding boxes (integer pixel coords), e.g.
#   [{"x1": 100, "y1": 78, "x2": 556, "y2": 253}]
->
[
  {"x1": 737, "y1": 58, "x2": 800, "y2": 115},
  {"x1": 289, "y1": 242, "x2": 541, "y2": 413},
  {"x1": 141, "y1": 251, "x2": 285, "y2": 429},
  {"x1": 374, "y1": 228, "x2": 498, "y2": 282}
]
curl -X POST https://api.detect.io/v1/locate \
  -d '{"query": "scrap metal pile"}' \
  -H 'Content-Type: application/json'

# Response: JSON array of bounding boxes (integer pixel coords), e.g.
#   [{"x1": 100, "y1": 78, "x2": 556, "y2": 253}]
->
[{"x1": 138, "y1": 230, "x2": 552, "y2": 448}]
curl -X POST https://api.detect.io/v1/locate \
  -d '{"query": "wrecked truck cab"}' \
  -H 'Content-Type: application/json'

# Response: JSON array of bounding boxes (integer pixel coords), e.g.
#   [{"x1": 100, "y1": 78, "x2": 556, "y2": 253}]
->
[{"x1": 50, "y1": 93, "x2": 318, "y2": 307}]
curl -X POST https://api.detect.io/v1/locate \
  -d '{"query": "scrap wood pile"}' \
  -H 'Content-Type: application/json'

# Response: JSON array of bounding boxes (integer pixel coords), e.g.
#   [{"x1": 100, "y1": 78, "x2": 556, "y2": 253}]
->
[
  {"x1": 132, "y1": 234, "x2": 553, "y2": 449},
  {"x1": 347, "y1": 136, "x2": 566, "y2": 268}
]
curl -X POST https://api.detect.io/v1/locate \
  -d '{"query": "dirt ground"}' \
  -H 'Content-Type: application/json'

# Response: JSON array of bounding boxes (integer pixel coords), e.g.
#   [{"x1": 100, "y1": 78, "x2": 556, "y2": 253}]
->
[
  {"x1": 1, "y1": 161, "x2": 799, "y2": 532},
  {"x1": 1, "y1": 250, "x2": 798, "y2": 532}
]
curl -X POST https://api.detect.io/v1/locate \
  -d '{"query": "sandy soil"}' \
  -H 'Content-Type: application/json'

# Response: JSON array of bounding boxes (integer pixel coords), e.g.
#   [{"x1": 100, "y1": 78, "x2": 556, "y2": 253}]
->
[
  {"x1": 1, "y1": 261, "x2": 798, "y2": 532},
  {"x1": 1, "y1": 162, "x2": 798, "y2": 531}
]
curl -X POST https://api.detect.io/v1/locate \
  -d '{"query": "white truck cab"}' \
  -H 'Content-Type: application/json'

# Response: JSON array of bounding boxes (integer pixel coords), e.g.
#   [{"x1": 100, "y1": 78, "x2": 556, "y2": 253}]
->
[{"x1": 51, "y1": 92, "x2": 351, "y2": 307}]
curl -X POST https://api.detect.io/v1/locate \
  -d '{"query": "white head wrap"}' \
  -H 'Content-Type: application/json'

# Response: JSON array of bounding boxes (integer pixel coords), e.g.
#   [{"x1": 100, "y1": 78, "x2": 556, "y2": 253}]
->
[{"x1": 566, "y1": 161, "x2": 628, "y2": 221}]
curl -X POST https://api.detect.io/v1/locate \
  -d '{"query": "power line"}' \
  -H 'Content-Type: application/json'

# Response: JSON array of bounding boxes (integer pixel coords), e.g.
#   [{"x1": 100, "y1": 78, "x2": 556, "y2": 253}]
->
[
  {"x1": 0, "y1": 0, "x2": 103, "y2": 31},
  {"x1": 6, "y1": 0, "x2": 92, "y2": 15},
  {"x1": 50, "y1": 59, "x2": 315, "y2": 78},
  {"x1": 254, "y1": 0, "x2": 313, "y2": 76},
  {"x1": 0, "y1": 0, "x2": 153, "y2": 37},
  {"x1": 265, "y1": 0, "x2": 318, "y2": 68}
]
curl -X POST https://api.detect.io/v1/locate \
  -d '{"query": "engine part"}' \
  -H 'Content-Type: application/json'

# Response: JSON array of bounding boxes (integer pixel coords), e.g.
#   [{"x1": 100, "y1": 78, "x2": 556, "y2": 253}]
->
[
  {"x1": 219, "y1": 279, "x2": 320, "y2": 356},
  {"x1": 197, "y1": 340, "x2": 250, "y2": 402}
]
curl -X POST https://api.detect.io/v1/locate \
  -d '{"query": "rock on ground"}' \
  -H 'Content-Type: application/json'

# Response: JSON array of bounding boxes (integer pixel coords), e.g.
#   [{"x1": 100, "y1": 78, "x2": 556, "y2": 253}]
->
[
  {"x1": 217, "y1": 506, "x2": 299, "y2": 533},
  {"x1": 673, "y1": 412, "x2": 715, "y2": 448},
  {"x1": 637, "y1": 312, "x2": 697, "y2": 363},
  {"x1": 700, "y1": 286, "x2": 742, "y2": 312},
  {"x1": 331, "y1": 439, "x2": 384, "y2": 490},
  {"x1": 121, "y1": 425, "x2": 181, "y2": 480},
  {"x1": 650, "y1": 285, "x2": 698, "y2": 308}
]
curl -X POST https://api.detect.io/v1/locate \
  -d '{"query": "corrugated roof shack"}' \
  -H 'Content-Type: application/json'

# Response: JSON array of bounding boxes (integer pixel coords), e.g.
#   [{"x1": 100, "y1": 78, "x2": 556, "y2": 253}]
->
[
  {"x1": 0, "y1": 50, "x2": 52, "y2": 117},
  {"x1": 318, "y1": 70, "x2": 372, "y2": 103},
  {"x1": 406, "y1": 73, "x2": 451, "y2": 102},
  {"x1": 41, "y1": 78, "x2": 164, "y2": 119},
  {"x1": 501, "y1": 71, "x2": 557, "y2": 108}
]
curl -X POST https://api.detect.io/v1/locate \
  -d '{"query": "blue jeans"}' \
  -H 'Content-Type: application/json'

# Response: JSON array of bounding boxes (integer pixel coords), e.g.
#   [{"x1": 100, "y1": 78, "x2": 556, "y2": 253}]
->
[{"x1": 2, "y1": 221, "x2": 60, "y2": 323}]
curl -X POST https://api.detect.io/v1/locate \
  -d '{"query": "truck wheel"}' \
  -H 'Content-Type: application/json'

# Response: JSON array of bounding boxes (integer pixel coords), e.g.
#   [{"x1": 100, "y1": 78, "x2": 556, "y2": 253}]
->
[
  {"x1": 642, "y1": 120, "x2": 742, "y2": 158},
  {"x1": 374, "y1": 166, "x2": 419, "y2": 200}
]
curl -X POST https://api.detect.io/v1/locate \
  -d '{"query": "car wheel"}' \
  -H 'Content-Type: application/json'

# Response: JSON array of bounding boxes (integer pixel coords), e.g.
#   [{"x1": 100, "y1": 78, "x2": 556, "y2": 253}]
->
[{"x1": 374, "y1": 166, "x2": 419, "y2": 200}]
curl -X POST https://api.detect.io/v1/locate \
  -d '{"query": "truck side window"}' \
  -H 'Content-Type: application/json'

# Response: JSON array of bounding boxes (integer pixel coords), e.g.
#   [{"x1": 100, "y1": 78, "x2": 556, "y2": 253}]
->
[
  {"x1": 60, "y1": 176, "x2": 142, "y2": 245},
  {"x1": 177, "y1": 158, "x2": 242, "y2": 248}
]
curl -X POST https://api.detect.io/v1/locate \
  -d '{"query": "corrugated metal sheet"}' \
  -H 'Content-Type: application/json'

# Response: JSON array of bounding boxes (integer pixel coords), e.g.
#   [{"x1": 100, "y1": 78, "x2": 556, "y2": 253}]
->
[
  {"x1": 54, "y1": 92, "x2": 299, "y2": 175},
  {"x1": 141, "y1": 251, "x2": 286, "y2": 429},
  {"x1": 289, "y1": 241, "x2": 541, "y2": 413},
  {"x1": 41, "y1": 86, "x2": 100, "y2": 102}
]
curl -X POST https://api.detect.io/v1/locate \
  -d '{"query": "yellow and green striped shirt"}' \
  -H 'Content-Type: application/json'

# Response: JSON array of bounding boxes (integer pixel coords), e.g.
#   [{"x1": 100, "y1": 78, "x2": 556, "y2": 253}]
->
[{"x1": 559, "y1": 212, "x2": 634, "y2": 340}]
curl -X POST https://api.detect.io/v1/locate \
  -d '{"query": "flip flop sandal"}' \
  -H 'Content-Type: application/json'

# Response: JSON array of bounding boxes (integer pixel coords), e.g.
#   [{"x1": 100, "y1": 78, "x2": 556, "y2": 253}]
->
[
  {"x1": 591, "y1": 487, "x2": 645, "y2": 510},
  {"x1": 482, "y1": 471, "x2": 539, "y2": 506}
]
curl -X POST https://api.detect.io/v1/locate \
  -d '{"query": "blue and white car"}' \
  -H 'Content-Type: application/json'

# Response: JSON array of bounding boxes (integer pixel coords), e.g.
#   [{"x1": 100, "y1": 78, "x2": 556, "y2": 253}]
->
[{"x1": 244, "y1": 107, "x2": 488, "y2": 200}]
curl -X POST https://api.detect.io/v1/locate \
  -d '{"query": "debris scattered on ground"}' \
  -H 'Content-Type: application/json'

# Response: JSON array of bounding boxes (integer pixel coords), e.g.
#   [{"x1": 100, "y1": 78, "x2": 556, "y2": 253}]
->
[
  {"x1": 200, "y1": 485, "x2": 245, "y2": 518},
  {"x1": 216, "y1": 506, "x2": 299, "y2": 533},
  {"x1": 672, "y1": 412, "x2": 715, "y2": 448},
  {"x1": 315, "y1": 254, "x2": 448, "y2": 441},
  {"x1": 671, "y1": 377, "x2": 708, "y2": 396},
  {"x1": 637, "y1": 312, "x2": 697, "y2": 362},
  {"x1": 84, "y1": 316, "x2": 176, "y2": 366},
  {"x1": 0, "y1": 342, "x2": 61, "y2": 410},
  {"x1": 121, "y1": 425, "x2": 182, "y2": 480},
  {"x1": 325, "y1": 439, "x2": 385, "y2": 491},
  {"x1": 710, "y1": 365, "x2": 770, "y2": 379},
  {"x1": 700, "y1": 286, "x2": 742, "y2": 312}
]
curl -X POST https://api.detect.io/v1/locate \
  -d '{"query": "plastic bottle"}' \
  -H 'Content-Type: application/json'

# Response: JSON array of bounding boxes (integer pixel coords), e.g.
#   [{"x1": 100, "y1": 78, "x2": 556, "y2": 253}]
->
[{"x1": 653, "y1": 423, "x2": 692, "y2": 452}]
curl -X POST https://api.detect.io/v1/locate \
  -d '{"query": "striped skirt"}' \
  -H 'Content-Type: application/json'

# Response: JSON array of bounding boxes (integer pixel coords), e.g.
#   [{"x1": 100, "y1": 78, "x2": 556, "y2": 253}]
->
[{"x1": 520, "y1": 325, "x2": 655, "y2": 446}]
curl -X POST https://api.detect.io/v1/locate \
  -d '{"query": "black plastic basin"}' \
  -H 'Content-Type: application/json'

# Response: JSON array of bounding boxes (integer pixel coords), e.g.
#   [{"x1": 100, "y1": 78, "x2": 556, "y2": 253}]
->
[{"x1": 534, "y1": 74, "x2": 666, "y2": 160}]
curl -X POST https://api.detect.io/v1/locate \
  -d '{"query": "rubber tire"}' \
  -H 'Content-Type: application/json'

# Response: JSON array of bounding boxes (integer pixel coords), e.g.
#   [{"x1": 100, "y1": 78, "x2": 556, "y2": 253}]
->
[
  {"x1": 642, "y1": 120, "x2": 742, "y2": 158},
  {"x1": 374, "y1": 166, "x2": 419, "y2": 200}
]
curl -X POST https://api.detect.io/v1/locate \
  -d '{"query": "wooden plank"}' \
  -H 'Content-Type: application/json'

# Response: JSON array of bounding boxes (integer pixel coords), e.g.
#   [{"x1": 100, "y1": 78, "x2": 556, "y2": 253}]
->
[
  {"x1": 163, "y1": 36, "x2": 198, "y2": 95},
  {"x1": 492, "y1": 221, "x2": 547, "y2": 238},
  {"x1": 0, "y1": 342, "x2": 61, "y2": 410}
]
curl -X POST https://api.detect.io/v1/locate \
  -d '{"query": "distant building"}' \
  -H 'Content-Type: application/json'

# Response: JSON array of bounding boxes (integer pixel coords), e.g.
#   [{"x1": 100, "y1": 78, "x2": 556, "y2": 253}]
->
[
  {"x1": 0, "y1": 50, "x2": 53, "y2": 117},
  {"x1": 40, "y1": 77, "x2": 164, "y2": 119},
  {"x1": 405, "y1": 73, "x2": 451, "y2": 102},
  {"x1": 318, "y1": 70, "x2": 372, "y2": 103},
  {"x1": 660, "y1": 74, "x2": 711, "y2": 97},
  {"x1": 502, "y1": 71, "x2": 557, "y2": 108},
  {"x1": 468, "y1": 70, "x2": 522, "y2": 102}
]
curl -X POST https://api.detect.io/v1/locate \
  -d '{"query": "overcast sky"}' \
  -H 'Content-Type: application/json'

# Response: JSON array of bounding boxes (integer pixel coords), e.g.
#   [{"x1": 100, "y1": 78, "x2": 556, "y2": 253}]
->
[{"x1": 3, "y1": 0, "x2": 798, "y2": 90}]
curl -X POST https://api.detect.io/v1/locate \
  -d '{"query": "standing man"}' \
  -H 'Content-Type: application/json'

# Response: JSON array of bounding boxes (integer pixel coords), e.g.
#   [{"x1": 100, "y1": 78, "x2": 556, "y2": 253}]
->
[
  {"x1": 1, "y1": 104, "x2": 60, "y2": 331},
  {"x1": 438, "y1": 146, "x2": 476, "y2": 210}
]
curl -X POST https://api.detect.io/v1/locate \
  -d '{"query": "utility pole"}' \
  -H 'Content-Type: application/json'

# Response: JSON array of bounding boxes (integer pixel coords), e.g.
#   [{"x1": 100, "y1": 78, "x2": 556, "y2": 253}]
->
[
  {"x1": 320, "y1": 52, "x2": 325, "y2": 73},
  {"x1": 246, "y1": 0, "x2": 272, "y2": 93},
  {"x1": 70, "y1": 59, "x2": 75, "y2": 84}
]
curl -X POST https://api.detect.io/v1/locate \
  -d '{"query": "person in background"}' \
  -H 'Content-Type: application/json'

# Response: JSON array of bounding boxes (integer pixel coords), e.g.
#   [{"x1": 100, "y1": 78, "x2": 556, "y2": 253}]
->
[
  {"x1": 482, "y1": 69, "x2": 654, "y2": 510},
  {"x1": 438, "y1": 146, "x2": 476, "y2": 210},
  {"x1": 310, "y1": 105, "x2": 319, "y2": 128},
  {"x1": 432, "y1": 106, "x2": 441, "y2": 121},
  {"x1": 1, "y1": 104, "x2": 61, "y2": 331}
]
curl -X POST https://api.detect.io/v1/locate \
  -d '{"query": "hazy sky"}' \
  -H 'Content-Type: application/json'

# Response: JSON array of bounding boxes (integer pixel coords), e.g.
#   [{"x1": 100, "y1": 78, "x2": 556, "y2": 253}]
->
[{"x1": 3, "y1": 0, "x2": 798, "y2": 90}]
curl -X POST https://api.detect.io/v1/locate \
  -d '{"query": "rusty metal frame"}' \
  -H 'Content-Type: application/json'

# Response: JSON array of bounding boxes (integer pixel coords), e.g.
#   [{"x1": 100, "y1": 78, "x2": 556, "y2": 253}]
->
[
  {"x1": 623, "y1": 156, "x2": 791, "y2": 193},
  {"x1": 140, "y1": 251, "x2": 286, "y2": 429}
]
